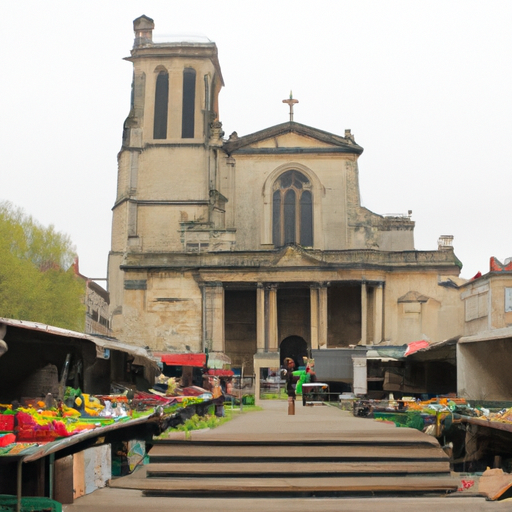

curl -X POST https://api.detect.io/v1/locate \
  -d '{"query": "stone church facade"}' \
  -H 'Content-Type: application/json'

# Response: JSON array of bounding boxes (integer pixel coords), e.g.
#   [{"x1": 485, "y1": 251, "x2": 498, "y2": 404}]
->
[{"x1": 108, "y1": 16, "x2": 463, "y2": 374}]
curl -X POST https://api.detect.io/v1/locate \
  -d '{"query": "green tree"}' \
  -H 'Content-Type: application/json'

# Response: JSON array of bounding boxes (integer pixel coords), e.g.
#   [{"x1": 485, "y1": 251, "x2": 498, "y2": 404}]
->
[{"x1": 0, "y1": 201, "x2": 86, "y2": 330}]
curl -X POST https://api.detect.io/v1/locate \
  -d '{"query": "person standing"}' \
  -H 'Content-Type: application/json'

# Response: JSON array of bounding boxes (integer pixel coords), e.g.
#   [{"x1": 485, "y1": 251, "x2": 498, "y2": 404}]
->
[{"x1": 283, "y1": 357, "x2": 296, "y2": 415}]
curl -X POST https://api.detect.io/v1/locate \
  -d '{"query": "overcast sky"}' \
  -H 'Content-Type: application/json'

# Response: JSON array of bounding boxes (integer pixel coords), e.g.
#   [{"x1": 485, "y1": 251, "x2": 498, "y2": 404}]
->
[{"x1": 1, "y1": 1, "x2": 511, "y2": 281}]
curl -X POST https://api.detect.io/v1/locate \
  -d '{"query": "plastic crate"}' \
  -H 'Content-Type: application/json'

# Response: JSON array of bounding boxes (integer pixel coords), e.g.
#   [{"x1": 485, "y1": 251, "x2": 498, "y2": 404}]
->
[
  {"x1": 242, "y1": 395, "x2": 255, "y2": 405},
  {"x1": 0, "y1": 494, "x2": 62, "y2": 512}
]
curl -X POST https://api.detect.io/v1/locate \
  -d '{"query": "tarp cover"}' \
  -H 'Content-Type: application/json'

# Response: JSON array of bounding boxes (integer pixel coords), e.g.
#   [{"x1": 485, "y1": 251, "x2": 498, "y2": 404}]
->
[
  {"x1": 207, "y1": 352, "x2": 231, "y2": 369},
  {"x1": 161, "y1": 353, "x2": 206, "y2": 367},
  {"x1": 404, "y1": 340, "x2": 430, "y2": 357}
]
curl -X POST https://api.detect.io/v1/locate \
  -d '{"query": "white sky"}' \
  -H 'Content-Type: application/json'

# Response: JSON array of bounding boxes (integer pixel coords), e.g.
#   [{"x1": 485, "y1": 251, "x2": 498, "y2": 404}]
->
[{"x1": 1, "y1": 1, "x2": 511, "y2": 281}]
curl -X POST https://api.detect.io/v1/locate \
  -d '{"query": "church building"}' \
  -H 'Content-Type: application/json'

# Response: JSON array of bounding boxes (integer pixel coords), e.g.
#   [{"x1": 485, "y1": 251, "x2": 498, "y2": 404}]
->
[{"x1": 108, "y1": 15, "x2": 463, "y2": 376}]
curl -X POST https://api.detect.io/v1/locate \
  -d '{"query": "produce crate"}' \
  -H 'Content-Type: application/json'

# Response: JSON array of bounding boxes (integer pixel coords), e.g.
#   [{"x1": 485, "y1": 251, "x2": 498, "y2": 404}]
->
[
  {"x1": 0, "y1": 414, "x2": 14, "y2": 432},
  {"x1": 15, "y1": 412, "x2": 67, "y2": 442},
  {"x1": 16, "y1": 428, "x2": 62, "y2": 443}
]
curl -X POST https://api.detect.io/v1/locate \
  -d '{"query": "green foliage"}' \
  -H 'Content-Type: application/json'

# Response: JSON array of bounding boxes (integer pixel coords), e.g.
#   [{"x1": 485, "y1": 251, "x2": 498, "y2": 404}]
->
[
  {"x1": 0, "y1": 201, "x2": 86, "y2": 330},
  {"x1": 260, "y1": 389, "x2": 288, "y2": 400},
  {"x1": 64, "y1": 387, "x2": 82, "y2": 400},
  {"x1": 162, "y1": 403, "x2": 181, "y2": 415},
  {"x1": 181, "y1": 397, "x2": 203, "y2": 407},
  {"x1": 176, "y1": 414, "x2": 218, "y2": 432},
  {"x1": 405, "y1": 412, "x2": 425, "y2": 431},
  {"x1": 155, "y1": 404, "x2": 263, "y2": 439}
]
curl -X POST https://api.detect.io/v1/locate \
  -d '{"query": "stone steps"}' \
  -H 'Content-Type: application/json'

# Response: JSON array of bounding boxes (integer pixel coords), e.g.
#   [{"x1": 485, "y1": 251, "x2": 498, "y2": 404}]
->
[{"x1": 110, "y1": 436, "x2": 458, "y2": 498}]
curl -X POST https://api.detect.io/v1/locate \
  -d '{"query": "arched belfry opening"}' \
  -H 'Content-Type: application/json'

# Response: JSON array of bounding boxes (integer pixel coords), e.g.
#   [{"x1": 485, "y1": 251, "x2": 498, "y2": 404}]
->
[
  {"x1": 280, "y1": 336, "x2": 308, "y2": 368},
  {"x1": 153, "y1": 69, "x2": 169, "y2": 139},
  {"x1": 182, "y1": 67, "x2": 196, "y2": 138}
]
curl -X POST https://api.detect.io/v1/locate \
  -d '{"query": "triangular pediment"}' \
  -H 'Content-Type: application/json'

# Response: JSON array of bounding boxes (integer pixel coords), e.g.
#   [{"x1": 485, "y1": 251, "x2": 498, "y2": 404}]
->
[
  {"x1": 273, "y1": 245, "x2": 324, "y2": 267},
  {"x1": 223, "y1": 121, "x2": 363, "y2": 156},
  {"x1": 398, "y1": 291, "x2": 431, "y2": 303},
  {"x1": 249, "y1": 131, "x2": 334, "y2": 149}
]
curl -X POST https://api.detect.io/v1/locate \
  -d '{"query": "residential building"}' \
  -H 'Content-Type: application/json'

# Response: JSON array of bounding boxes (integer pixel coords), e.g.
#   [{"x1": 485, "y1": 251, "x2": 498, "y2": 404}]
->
[{"x1": 458, "y1": 257, "x2": 512, "y2": 400}]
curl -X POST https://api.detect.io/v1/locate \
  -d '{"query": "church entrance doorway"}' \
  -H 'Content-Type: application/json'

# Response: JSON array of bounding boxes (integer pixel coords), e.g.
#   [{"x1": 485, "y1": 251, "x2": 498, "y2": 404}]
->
[{"x1": 280, "y1": 336, "x2": 308, "y2": 368}]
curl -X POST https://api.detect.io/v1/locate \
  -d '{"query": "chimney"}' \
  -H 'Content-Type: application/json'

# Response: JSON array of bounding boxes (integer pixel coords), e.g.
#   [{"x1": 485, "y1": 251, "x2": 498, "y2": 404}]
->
[
  {"x1": 133, "y1": 15, "x2": 154, "y2": 48},
  {"x1": 438, "y1": 235, "x2": 454, "y2": 250}
]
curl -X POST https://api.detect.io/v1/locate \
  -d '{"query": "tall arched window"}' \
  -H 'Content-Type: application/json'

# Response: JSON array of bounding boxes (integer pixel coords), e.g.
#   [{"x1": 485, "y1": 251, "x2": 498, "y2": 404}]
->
[
  {"x1": 272, "y1": 170, "x2": 313, "y2": 247},
  {"x1": 153, "y1": 70, "x2": 169, "y2": 139},
  {"x1": 182, "y1": 68, "x2": 196, "y2": 138}
]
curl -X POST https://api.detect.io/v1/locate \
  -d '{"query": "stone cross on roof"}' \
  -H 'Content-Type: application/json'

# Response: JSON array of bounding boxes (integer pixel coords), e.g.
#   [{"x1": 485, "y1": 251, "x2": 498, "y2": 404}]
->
[{"x1": 282, "y1": 92, "x2": 299, "y2": 122}]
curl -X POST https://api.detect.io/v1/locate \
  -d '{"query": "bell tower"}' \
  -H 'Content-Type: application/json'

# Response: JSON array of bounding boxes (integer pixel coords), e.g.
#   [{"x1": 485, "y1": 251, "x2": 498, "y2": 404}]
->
[
  {"x1": 108, "y1": 16, "x2": 226, "y2": 339},
  {"x1": 121, "y1": 15, "x2": 224, "y2": 147}
]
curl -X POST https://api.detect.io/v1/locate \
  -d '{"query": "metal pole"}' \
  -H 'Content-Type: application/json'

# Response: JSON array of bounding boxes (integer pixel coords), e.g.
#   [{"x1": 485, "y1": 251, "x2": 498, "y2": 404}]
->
[
  {"x1": 240, "y1": 365, "x2": 244, "y2": 412},
  {"x1": 49, "y1": 453, "x2": 55, "y2": 500},
  {"x1": 16, "y1": 459, "x2": 22, "y2": 512}
]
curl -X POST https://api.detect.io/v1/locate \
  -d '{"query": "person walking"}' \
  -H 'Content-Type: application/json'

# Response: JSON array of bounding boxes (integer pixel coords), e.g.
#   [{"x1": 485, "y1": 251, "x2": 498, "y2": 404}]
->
[{"x1": 283, "y1": 357, "x2": 296, "y2": 415}]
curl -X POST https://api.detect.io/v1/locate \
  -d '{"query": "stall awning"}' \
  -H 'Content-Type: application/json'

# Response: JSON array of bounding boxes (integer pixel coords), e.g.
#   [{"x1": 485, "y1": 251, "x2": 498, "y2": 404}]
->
[
  {"x1": 404, "y1": 340, "x2": 430, "y2": 356},
  {"x1": 405, "y1": 337, "x2": 458, "y2": 363},
  {"x1": 205, "y1": 369, "x2": 234, "y2": 377},
  {"x1": 161, "y1": 353, "x2": 206, "y2": 367},
  {"x1": 90, "y1": 335, "x2": 153, "y2": 360},
  {"x1": 207, "y1": 352, "x2": 231, "y2": 370},
  {"x1": 0, "y1": 317, "x2": 159, "y2": 373}
]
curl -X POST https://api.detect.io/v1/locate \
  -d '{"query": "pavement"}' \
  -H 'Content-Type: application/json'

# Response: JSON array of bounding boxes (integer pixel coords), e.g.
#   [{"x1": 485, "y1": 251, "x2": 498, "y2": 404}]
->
[{"x1": 62, "y1": 400, "x2": 512, "y2": 511}]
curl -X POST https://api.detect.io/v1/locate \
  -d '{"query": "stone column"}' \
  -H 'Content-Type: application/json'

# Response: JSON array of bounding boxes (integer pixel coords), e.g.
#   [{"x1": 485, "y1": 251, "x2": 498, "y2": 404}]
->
[
  {"x1": 373, "y1": 282, "x2": 383, "y2": 344},
  {"x1": 203, "y1": 282, "x2": 225, "y2": 353},
  {"x1": 256, "y1": 283, "x2": 265, "y2": 352},
  {"x1": 361, "y1": 282, "x2": 367, "y2": 345},
  {"x1": 352, "y1": 356, "x2": 367, "y2": 396},
  {"x1": 318, "y1": 283, "x2": 328, "y2": 348},
  {"x1": 168, "y1": 69, "x2": 182, "y2": 139},
  {"x1": 225, "y1": 156, "x2": 236, "y2": 229},
  {"x1": 267, "y1": 284, "x2": 278, "y2": 352},
  {"x1": 310, "y1": 286, "x2": 319, "y2": 350}
]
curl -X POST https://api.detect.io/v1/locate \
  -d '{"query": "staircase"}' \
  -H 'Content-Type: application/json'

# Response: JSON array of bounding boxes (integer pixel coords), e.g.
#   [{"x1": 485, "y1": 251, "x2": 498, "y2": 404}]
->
[{"x1": 110, "y1": 430, "x2": 458, "y2": 498}]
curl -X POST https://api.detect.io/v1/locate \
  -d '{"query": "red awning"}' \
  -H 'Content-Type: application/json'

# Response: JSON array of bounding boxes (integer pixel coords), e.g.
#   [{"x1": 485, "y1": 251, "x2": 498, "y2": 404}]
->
[
  {"x1": 404, "y1": 340, "x2": 430, "y2": 357},
  {"x1": 161, "y1": 353, "x2": 206, "y2": 367},
  {"x1": 205, "y1": 369, "x2": 234, "y2": 377}
]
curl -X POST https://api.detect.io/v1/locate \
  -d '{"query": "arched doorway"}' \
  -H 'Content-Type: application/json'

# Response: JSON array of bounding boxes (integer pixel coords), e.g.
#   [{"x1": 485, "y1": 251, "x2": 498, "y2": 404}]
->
[{"x1": 280, "y1": 336, "x2": 308, "y2": 368}]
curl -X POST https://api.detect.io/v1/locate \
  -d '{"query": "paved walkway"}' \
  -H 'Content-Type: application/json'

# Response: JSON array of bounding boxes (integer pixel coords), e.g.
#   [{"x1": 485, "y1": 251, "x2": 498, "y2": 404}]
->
[{"x1": 63, "y1": 400, "x2": 512, "y2": 511}]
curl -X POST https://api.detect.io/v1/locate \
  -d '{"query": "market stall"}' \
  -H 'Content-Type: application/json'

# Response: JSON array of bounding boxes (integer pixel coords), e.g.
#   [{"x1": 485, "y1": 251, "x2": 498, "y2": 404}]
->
[
  {"x1": 0, "y1": 386, "x2": 215, "y2": 509},
  {"x1": 353, "y1": 395, "x2": 512, "y2": 473},
  {"x1": 0, "y1": 317, "x2": 160, "y2": 401},
  {"x1": 0, "y1": 321, "x2": 216, "y2": 508}
]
